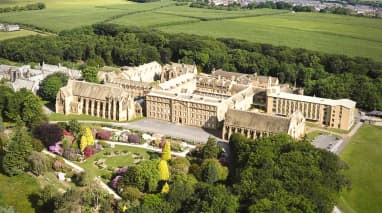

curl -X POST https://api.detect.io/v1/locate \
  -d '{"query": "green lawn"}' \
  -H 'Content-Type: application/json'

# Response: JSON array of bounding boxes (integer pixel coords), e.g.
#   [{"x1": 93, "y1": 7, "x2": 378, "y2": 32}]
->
[
  {"x1": 77, "y1": 145, "x2": 151, "y2": 179},
  {"x1": 0, "y1": 29, "x2": 41, "y2": 41},
  {"x1": 110, "y1": 12, "x2": 198, "y2": 28},
  {"x1": 338, "y1": 125, "x2": 382, "y2": 213},
  {"x1": 0, "y1": 0, "x2": 173, "y2": 32},
  {"x1": 49, "y1": 113, "x2": 115, "y2": 122},
  {"x1": 48, "y1": 113, "x2": 143, "y2": 123},
  {"x1": 0, "y1": 173, "x2": 40, "y2": 213},
  {"x1": 158, "y1": 12, "x2": 382, "y2": 62},
  {"x1": 154, "y1": 6, "x2": 286, "y2": 19}
]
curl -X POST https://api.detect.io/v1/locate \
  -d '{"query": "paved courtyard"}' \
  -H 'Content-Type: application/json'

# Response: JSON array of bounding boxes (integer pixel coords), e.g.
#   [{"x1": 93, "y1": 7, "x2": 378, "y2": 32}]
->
[
  {"x1": 118, "y1": 118, "x2": 219, "y2": 144},
  {"x1": 312, "y1": 134, "x2": 339, "y2": 151}
]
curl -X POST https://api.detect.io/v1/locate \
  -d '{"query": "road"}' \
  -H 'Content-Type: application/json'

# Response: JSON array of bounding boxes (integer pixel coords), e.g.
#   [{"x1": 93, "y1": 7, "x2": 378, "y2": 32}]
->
[{"x1": 335, "y1": 121, "x2": 363, "y2": 154}]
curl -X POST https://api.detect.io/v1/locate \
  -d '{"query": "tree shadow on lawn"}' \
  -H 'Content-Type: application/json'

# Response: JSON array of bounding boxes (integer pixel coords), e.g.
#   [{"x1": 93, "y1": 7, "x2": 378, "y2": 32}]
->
[{"x1": 28, "y1": 192, "x2": 55, "y2": 213}]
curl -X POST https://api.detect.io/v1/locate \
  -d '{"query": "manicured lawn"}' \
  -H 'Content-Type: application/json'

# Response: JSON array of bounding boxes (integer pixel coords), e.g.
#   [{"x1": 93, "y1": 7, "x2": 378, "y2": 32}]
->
[
  {"x1": 338, "y1": 125, "x2": 382, "y2": 213},
  {"x1": 0, "y1": 173, "x2": 40, "y2": 213},
  {"x1": 159, "y1": 12, "x2": 382, "y2": 62},
  {"x1": 49, "y1": 113, "x2": 143, "y2": 123},
  {"x1": 0, "y1": 29, "x2": 41, "y2": 41},
  {"x1": 49, "y1": 113, "x2": 115, "y2": 122},
  {"x1": 77, "y1": 145, "x2": 151, "y2": 179}
]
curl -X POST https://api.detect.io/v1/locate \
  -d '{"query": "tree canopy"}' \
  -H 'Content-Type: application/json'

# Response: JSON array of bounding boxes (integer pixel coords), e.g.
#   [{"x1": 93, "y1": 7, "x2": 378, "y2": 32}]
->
[
  {"x1": 229, "y1": 133, "x2": 350, "y2": 212},
  {"x1": 0, "y1": 24, "x2": 380, "y2": 110},
  {"x1": 0, "y1": 88, "x2": 46, "y2": 128},
  {"x1": 2, "y1": 125, "x2": 33, "y2": 176},
  {"x1": 38, "y1": 73, "x2": 68, "y2": 103}
]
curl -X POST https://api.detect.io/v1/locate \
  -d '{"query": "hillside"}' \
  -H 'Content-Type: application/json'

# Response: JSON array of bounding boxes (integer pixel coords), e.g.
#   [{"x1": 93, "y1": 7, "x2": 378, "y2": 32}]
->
[{"x1": 0, "y1": 0, "x2": 381, "y2": 61}]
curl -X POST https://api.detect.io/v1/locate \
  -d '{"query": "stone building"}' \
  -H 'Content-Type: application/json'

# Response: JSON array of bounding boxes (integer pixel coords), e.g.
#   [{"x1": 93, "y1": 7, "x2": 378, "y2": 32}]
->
[
  {"x1": 146, "y1": 83, "x2": 254, "y2": 129},
  {"x1": 121, "y1": 61, "x2": 161, "y2": 82},
  {"x1": 160, "y1": 63, "x2": 197, "y2": 82},
  {"x1": 56, "y1": 80, "x2": 142, "y2": 121},
  {"x1": 5, "y1": 25, "x2": 20, "y2": 32},
  {"x1": 223, "y1": 109, "x2": 305, "y2": 140},
  {"x1": 211, "y1": 69, "x2": 279, "y2": 88},
  {"x1": 0, "y1": 63, "x2": 81, "y2": 94},
  {"x1": 266, "y1": 87, "x2": 356, "y2": 130},
  {"x1": 106, "y1": 78, "x2": 153, "y2": 99}
]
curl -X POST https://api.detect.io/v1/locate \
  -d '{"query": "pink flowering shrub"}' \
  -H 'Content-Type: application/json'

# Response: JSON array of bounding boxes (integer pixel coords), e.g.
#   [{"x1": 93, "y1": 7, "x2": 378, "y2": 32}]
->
[{"x1": 96, "y1": 130, "x2": 111, "y2": 140}]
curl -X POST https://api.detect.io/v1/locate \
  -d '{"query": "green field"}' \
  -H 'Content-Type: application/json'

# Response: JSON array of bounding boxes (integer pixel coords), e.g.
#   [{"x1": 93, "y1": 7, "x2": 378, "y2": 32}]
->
[
  {"x1": 338, "y1": 125, "x2": 382, "y2": 213},
  {"x1": 0, "y1": 0, "x2": 174, "y2": 32},
  {"x1": 0, "y1": 29, "x2": 41, "y2": 40},
  {"x1": 110, "y1": 12, "x2": 198, "y2": 28},
  {"x1": 153, "y1": 6, "x2": 286, "y2": 19},
  {"x1": 0, "y1": 0, "x2": 382, "y2": 61},
  {"x1": 158, "y1": 12, "x2": 382, "y2": 62},
  {"x1": 0, "y1": 173, "x2": 40, "y2": 213}
]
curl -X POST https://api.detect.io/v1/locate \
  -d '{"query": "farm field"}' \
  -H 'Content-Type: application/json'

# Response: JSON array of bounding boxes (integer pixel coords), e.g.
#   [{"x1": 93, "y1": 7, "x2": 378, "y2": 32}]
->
[
  {"x1": 110, "y1": 12, "x2": 198, "y2": 28},
  {"x1": 153, "y1": 6, "x2": 286, "y2": 19},
  {"x1": 0, "y1": 0, "x2": 174, "y2": 32},
  {"x1": 0, "y1": 29, "x2": 41, "y2": 40},
  {"x1": 338, "y1": 125, "x2": 382, "y2": 213},
  {"x1": 0, "y1": 1, "x2": 382, "y2": 61},
  {"x1": 158, "y1": 12, "x2": 382, "y2": 62}
]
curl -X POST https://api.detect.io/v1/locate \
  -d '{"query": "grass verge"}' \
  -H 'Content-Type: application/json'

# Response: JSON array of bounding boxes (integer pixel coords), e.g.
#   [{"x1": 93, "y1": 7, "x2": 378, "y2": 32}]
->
[{"x1": 338, "y1": 125, "x2": 382, "y2": 213}]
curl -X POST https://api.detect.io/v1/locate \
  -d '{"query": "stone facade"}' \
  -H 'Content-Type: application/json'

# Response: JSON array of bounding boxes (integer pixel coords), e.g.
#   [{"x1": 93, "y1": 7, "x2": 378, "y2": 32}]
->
[
  {"x1": 106, "y1": 78, "x2": 152, "y2": 99},
  {"x1": 50, "y1": 61, "x2": 356, "y2": 132},
  {"x1": 121, "y1": 61, "x2": 161, "y2": 82},
  {"x1": 266, "y1": 86, "x2": 356, "y2": 130},
  {"x1": 0, "y1": 63, "x2": 81, "y2": 94},
  {"x1": 160, "y1": 63, "x2": 197, "y2": 82},
  {"x1": 223, "y1": 109, "x2": 305, "y2": 140},
  {"x1": 146, "y1": 78, "x2": 254, "y2": 130},
  {"x1": 211, "y1": 69, "x2": 279, "y2": 88},
  {"x1": 56, "y1": 80, "x2": 142, "y2": 121}
]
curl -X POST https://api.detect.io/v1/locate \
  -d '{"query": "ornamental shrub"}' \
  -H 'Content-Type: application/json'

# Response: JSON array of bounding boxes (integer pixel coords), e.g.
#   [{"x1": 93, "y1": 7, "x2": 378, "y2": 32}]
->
[{"x1": 96, "y1": 130, "x2": 111, "y2": 140}]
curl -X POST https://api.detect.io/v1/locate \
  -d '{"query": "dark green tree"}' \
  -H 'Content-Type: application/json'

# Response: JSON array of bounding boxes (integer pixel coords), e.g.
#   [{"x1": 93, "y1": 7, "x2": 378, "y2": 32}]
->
[
  {"x1": 2, "y1": 125, "x2": 33, "y2": 176},
  {"x1": 82, "y1": 66, "x2": 98, "y2": 83},
  {"x1": 229, "y1": 133, "x2": 350, "y2": 212},
  {"x1": 38, "y1": 73, "x2": 69, "y2": 103},
  {"x1": 5, "y1": 89, "x2": 46, "y2": 128},
  {"x1": 67, "y1": 119, "x2": 82, "y2": 139},
  {"x1": 183, "y1": 183, "x2": 239, "y2": 213},
  {"x1": 0, "y1": 116, "x2": 4, "y2": 132},
  {"x1": 201, "y1": 159, "x2": 219, "y2": 184},
  {"x1": 120, "y1": 160, "x2": 160, "y2": 193},
  {"x1": 200, "y1": 137, "x2": 221, "y2": 159}
]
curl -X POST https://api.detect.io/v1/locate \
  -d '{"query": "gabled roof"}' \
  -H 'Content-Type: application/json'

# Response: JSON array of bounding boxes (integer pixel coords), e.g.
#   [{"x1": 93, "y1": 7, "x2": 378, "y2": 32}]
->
[
  {"x1": 65, "y1": 80, "x2": 128, "y2": 100},
  {"x1": 225, "y1": 109, "x2": 291, "y2": 133}
]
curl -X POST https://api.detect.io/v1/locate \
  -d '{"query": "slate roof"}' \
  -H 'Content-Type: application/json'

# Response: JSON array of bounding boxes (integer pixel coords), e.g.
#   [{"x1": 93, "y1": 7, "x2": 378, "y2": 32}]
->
[
  {"x1": 64, "y1": 80, "x2": 128, "y2": 100},
  {"x1": 225, "y1": 109, "x2": 291, "y2": 133}
]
